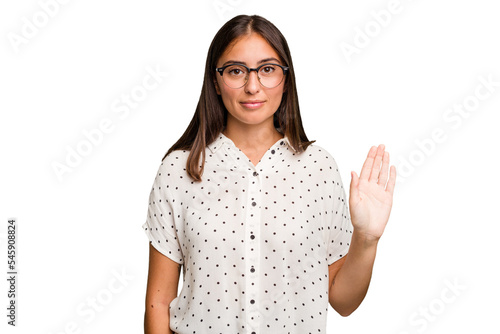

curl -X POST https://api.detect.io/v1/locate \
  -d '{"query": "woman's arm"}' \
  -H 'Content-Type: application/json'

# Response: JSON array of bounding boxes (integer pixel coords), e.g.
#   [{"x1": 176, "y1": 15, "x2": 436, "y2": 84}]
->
[
  {"x1": 144, "y1": 242, "x2": 181, "y2": 334},
  {"x1": 328, "y1": 233, "x2": 378, "y2": 316},
  {"x1": 329, "y1": 144, "x2": 396, "y2": 316}
]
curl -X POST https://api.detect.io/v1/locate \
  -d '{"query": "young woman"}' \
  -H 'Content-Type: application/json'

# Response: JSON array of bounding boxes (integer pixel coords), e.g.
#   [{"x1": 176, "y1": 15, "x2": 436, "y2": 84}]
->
[{"x1": 142, "y1": 14, "x2": 396, "y2": 334}]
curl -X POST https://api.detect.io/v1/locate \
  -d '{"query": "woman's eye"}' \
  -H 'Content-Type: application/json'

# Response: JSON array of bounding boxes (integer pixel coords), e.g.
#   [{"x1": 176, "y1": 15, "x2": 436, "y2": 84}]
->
[
  {"x1": 227, "y1": 66, "x2": 246, "y2": 76},
  {"x1": 261, "y1": 66, "x2": 276, "y2": 74}
]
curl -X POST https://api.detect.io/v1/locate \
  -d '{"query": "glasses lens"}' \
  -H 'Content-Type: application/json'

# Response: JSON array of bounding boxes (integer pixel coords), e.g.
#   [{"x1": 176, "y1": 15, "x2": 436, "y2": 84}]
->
[
  {"x1": 258, "y1": 64, "x2": 284, "y2": 88},
  {"x1": 222, "y1": 65, "x2": 248, "y2": 88}
]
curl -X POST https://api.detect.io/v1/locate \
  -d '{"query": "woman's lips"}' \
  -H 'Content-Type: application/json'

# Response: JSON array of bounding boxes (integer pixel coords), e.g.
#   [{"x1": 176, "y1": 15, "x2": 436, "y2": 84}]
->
[{"x1": 240, "y1": 101, "x2": 265, "y2": 109}]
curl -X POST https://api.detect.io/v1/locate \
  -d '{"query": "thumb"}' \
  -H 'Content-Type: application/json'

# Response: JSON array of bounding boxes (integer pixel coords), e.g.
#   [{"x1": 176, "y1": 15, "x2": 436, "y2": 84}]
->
[{"x1": 350, "y1": 171, "x2": 359, "y2": 201}]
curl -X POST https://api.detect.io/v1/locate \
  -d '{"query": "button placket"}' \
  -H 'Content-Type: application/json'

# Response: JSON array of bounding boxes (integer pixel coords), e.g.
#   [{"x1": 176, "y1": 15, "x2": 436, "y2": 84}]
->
[{"x1": 246, "y1": 166, "x2": 261, "y2": 333}]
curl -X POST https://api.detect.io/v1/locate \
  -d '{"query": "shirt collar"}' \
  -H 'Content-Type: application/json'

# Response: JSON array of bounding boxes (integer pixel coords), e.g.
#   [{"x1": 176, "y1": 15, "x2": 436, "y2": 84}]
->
[{"x1": 208, "y1": 131, "x2": 296, "y2": 154}]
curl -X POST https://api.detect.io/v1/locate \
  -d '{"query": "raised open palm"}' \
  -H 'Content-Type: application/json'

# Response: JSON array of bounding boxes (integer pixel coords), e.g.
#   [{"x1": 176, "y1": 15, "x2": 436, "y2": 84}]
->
[{"x1": 349, "y1": 144, "x2": 396, "y2": 241}]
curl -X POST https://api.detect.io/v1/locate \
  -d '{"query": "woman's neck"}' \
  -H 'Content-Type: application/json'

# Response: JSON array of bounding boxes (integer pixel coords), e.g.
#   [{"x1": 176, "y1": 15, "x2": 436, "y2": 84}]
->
[
  {"x1": 222, "y1": 124, "x2": 284, "y2": 152},
  {"x1": 220, "y1": 113, "x2": 285, "y2": 167}
]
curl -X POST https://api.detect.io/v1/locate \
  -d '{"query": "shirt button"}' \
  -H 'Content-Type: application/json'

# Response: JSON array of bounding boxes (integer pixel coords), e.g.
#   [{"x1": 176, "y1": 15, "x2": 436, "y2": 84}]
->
[
  {"x1": 252, "y1": 332, "x2": 256, "y2": 334},
  {"x1": 250, "y1": 234, "x2": 255, "y2": 240},
  {"x1": 250, "y1": 267, "x2": 255, "y2": 273},
  {"x1": 271, "y1": 149, "x2": 275, "y2": 154},
  {"x1": 252, "y1": 201, "x2": 257, "y2": 207},
  {"x1": 250, "y1": 299, "x2": 255, "y2": 304},
  {"x1": 253, "y1": 171, "x2": 259, "y2": 177}
]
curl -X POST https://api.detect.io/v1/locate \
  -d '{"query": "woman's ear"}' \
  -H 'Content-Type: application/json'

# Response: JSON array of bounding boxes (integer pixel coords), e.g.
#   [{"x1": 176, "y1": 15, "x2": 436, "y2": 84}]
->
[{"x1": 214, "y1": 79, "x2": 221, "y2": 95}]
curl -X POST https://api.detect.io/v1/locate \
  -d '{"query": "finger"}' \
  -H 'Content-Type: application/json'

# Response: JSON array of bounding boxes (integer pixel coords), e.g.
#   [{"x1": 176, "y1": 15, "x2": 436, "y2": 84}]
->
[
  {"x1": 369, "y1": 144, "x2": 385, "y2": 182},
  {"x1": 378, "y1": 151, "x2": 390, "y2": 186},
  {"x1": 359, "y1": 146, "x2": 377, "y2": 181},
  {"x1": 386, "y1": 165, "x2": 397, "y2": 195}
]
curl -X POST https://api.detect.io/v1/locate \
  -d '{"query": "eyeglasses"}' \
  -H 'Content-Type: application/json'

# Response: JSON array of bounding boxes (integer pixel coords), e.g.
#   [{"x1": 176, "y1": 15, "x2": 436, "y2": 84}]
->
[{"x1": 215, "y1": 63, "x2": 289, "y2": 89}]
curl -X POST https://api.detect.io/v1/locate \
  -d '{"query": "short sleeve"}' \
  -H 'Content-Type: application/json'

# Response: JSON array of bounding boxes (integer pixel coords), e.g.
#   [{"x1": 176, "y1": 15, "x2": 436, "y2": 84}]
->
[
  {"x1": 326, "y1": 157, "x2": 354, "y2": 265},
  {"x1": 141, "y1": 165, "x2": 184, "y2": 264}
]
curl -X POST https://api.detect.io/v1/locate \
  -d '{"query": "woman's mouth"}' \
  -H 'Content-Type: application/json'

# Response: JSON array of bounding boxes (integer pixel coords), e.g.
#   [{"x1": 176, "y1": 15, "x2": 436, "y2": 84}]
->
[{"x1": 240, "y1": 100, "x2": 265, "y2": 109}]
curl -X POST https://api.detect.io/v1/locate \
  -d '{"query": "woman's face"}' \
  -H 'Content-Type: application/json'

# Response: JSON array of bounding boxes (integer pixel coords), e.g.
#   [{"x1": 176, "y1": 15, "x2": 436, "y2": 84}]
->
[{"x1": 215, "y1": 33, "x2": 285, "y2": 131}]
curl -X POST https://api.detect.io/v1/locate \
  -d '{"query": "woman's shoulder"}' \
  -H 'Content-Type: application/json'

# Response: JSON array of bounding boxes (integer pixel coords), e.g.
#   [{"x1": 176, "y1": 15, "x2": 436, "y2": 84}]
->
[
  {"x1": 300, "y1": 142, "x2": 346, "y2": 185},
  {"x1": 152, "y1": 149, "x2": 191, "y2": 182},
  {"x1": 160, "y1": 148, "x2": 190, "y2": 166},
  {"x1": 302, "y1": 142, "x2": 341, "y2": 168}
]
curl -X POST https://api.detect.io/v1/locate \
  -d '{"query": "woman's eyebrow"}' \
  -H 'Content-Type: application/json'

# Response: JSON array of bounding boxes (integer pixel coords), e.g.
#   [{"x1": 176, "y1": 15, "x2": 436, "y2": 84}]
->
[{"x1": 221, "y1": 57, "x2": 281, "y2": 67}]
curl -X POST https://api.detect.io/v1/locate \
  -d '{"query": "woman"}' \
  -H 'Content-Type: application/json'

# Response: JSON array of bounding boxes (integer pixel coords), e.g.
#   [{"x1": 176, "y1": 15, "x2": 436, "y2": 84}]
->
[{"x1": 142, "y1": 14, "x2": 396, "y2": 334}]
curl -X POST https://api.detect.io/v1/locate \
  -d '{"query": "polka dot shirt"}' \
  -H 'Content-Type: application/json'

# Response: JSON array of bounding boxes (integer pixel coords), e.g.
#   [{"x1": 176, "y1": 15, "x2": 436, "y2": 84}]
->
[{"x1": 142, "y1": 132, "x2": 353, "y2": 334}]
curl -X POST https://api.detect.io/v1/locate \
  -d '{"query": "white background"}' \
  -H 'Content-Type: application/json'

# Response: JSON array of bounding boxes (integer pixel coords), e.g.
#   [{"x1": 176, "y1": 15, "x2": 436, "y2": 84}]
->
[{"x1": 1, "y1": 0, "x2": 499, "y2": 333}]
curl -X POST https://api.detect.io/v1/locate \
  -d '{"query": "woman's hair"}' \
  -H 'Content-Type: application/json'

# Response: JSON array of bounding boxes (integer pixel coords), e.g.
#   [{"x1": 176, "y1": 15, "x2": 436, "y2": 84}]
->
[{"x1": 163, "y1": 14, "x2": 315, "y2": 181}]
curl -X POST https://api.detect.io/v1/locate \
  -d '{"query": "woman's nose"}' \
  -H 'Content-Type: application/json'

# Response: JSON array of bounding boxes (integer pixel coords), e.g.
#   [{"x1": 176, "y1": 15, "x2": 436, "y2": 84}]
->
[{"x1": 244, "y1": 70, "x2": 261, "y2": 93}]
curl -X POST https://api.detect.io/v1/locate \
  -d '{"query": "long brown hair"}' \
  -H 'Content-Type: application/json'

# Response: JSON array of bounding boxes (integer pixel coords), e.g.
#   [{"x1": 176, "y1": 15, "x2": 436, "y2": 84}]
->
[{"x1": 163, "y1": 14, "x2": 315, "y2": 181}]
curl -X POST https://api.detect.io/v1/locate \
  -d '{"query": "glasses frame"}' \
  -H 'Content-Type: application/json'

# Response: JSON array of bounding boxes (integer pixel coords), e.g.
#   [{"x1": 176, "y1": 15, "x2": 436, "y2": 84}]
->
[{"x1": 215, "y1": 63, "x2": 289, "y2": 89}]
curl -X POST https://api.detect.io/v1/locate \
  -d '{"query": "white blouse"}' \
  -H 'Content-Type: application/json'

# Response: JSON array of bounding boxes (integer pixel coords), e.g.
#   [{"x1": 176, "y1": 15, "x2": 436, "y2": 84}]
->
[{"x1": 142, "y1": 132, "x2": 353, "y2": 334}]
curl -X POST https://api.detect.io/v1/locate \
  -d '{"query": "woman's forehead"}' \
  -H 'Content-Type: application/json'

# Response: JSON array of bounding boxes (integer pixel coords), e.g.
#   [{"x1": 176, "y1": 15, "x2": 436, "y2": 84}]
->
[{"x1": 218, "y1": 33, "x2": 281, "y2": 65}]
